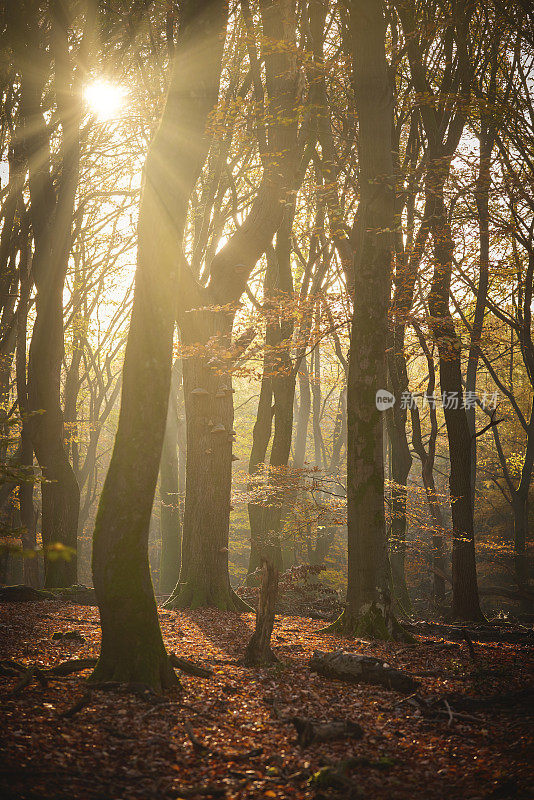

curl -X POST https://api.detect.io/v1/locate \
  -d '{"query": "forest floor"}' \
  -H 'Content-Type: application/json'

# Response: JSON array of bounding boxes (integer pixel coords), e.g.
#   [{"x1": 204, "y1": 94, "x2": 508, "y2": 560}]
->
[{"x1": 0, "y1": 599, "x2": 533, "y2": 800}]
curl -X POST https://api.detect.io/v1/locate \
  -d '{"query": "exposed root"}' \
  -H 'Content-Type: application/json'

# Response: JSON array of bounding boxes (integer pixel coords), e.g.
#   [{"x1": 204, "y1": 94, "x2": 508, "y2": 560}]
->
[
  {"x1": 320, "y1": 603, "x2": 413, "y2": 643},
  {"x1": 49, "y1": 658, "x2": 97, "y2": 676},
  {"x1": 164, "y1": 583, "x2": 252, "y2": 612},
  {"x1": 169, "y1": 653, "x2": 213, "y2": 678},
  {"x1": 59, "y1": 691, "x2": 93, "y2": 718},
  {"x1": 8, "y1": 658, "x2": 97, "y2": 696},
  {"x1": 87, "y1": 652, "x2": 181, "y2": 693}
]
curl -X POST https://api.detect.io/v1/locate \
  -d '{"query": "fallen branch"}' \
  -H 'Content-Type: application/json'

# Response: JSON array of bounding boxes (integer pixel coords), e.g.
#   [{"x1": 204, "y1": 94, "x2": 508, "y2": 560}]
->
[
  {"x1": 184, "y1": 720, "x2": 210, "y2": 753},
  {"x1": 168, "y1": 784, "x2": 226, "y2": 797},
  {"x1": 404, "y1": 620, "x2": 534, "y2": 645},
  {"x1": 183, "y1": 720, "x2": 262, "y2": 762}
]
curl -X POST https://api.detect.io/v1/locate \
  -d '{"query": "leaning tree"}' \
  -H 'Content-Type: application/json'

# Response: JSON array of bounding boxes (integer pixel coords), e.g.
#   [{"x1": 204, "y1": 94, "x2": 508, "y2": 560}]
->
[{"x1": 89, "y1": 0, "x2": 229, "y2": 689}]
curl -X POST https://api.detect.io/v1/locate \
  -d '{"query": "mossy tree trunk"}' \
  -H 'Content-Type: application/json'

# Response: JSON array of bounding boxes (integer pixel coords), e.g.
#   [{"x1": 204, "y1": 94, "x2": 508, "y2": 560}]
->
[
  {"x1": 90, "y1": 0, "x2": 229, "y2": 689},
  {"x1": 326, "y1": 0, "x2": 404, "y2": 640}
]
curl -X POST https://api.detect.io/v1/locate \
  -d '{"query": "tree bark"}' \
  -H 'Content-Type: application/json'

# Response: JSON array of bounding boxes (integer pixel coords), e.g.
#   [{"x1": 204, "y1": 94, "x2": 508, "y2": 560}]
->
[
  {"x1": 243, "y1": 557, "x2": 279, "y2": 666},
  {"x1": 166, "y1": 314, "x2": 249, "y2": 610}
]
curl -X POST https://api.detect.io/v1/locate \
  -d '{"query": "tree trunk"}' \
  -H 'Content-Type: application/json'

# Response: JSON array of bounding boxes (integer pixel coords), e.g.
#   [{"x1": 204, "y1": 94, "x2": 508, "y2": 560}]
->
[
  {"x1": 247, "y1": 214, "x2": 296, "y2": 581},
  {"x1": 159, "y1": 361, "x2": 183, "y2": 595},
  {"x1": 426, "y1": 165, "x2": 483, "y2": 621},
  {"x1": 16, "y1": 229, "x2": 39, "y2": 588},
  {"x1": 21, "y1": 20, "x2": 81, "y2": 587},
  {"x1": 466, "y1": 112, "x2": 493, "y2": 511},
  {"x1": 165, "y1": 315, "x2": 249, "y2": 610},
  {"x1": 294, "y1": 356, "x2": 311, "y2": 468},
  {"x1": 166, "y1": 0, "x2": 299, "y2": 609},
  {"x1": 327, "y1": 0, "x2": 405, "y2": 639},
  {"x1": 28, "y1": 293, "x2": 80, "y2": 588},
  {"x1": 387, "y1": 413, "x2": 412, "y2": 614}
]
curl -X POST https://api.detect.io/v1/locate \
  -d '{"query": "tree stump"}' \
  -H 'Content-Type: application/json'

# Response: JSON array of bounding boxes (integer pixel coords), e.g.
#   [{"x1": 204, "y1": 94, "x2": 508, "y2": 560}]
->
[{"x1": 243, "y1": 558, "x2": 279, "y2": 666}]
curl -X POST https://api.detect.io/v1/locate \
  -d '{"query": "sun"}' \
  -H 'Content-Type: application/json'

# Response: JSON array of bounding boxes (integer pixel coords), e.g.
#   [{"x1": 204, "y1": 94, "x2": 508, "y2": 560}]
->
[{"x1": 84, "y1": 80, "x2": 127, "y2": 121}]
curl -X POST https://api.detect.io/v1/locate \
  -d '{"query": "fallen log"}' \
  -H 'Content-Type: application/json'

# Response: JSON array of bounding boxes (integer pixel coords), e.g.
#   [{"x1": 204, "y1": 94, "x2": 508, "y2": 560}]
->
[
  {"x1": 309, "y1": 650, "x2": 420, "y2": 693},
  {"x1": 291, "y1": 717, "x2": 363, "y2": 747},
  {"x1": 404, "y1": 620, "x2": 534, "y2": 646},
  {"x1": 0, "y1": 585, "x2": 54, "y2": 602},
  {"x1": 440, "y1": 687, "x2": 534, "y2": 715},
  {"x1": 50, "y1": 585, "x2": 97, "y2": 606}
]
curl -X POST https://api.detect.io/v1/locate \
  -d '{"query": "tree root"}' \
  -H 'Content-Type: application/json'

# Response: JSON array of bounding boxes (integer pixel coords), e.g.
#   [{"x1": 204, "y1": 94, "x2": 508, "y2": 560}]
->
[
  {"x1": 9, "y1": 665, "x2": 48, "y2": 696},
  {"x1": 320, "y1": 603, "x2": 413, "y2": 642},
  {"x1": 87, "y1": 652, "x2": 181, "y2": 693},
  {"x1": 169, "y1": 654, "x2": 213, "y2": 678},
  {"x1": 0, "y1": 659, "x2": 26, "y2": 677},
  {"x1": 48, "y1": 658, "x2": 98, "y2": 676},
  {"x1": 59, "y1": 691, "x2": 93, "y2": 718},
  {"x1": 164, "y1": 583, "x2": 252, "y2": 612},
  {"x1": 7, "y1": 658, "x2": 97, "y2": 696}
]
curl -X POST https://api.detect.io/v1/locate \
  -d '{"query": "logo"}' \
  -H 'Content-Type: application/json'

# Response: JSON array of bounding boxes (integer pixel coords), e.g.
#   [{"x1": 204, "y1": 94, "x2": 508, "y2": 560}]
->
[{"x1": 376, "y1": 389, "x2": 395, "y2": 410}]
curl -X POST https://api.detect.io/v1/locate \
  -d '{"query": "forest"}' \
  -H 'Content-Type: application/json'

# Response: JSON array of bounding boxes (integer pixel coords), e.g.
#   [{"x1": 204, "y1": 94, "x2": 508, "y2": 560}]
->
[{"x1": 0, "y1": 0, "x2": 533, "y2": 798}]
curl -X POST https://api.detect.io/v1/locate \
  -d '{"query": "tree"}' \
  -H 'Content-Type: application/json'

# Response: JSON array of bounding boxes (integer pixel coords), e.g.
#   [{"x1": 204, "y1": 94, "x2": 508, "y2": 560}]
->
[
  {"x1": 16, "y1": 3, "x2": 92, "y2": 587},
  {"x1": 165, "y1": 0, "x2": 301, "y2": 610},
  {"x1": 89, "y1": 0, "x2": 229, "y2": 689},
  {"x1": 327, "y1": 0, "x2": 404, "y2": 638},
  {"x1": 397, "y1": 0, "x2": 484, "y2": 620}
]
